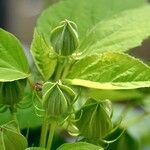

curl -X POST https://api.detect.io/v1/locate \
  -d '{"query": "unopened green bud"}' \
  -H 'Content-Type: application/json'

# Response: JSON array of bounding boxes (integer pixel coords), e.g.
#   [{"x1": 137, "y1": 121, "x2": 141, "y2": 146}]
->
[
  {"x1": 42, "y1": 81, "x2": 76, "y2": 123},
  {"x1": 50, "y1": 19, "x2": 79, "y2": 56},
  {"x1": 0, "y1": 79, "x2": 27, "y2": 107},
  {"x1": 76, "y1": 99, "x2": 113, "y2": 140},
  {"x1": 0, "y1": 121, "x2": 28, "y2": 150}
]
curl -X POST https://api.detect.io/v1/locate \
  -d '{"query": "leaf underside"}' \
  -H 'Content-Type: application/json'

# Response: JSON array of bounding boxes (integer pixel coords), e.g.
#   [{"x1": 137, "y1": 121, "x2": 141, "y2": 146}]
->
[{"x1": 64, "y1": 52, "x2": 150, "y2": 90}]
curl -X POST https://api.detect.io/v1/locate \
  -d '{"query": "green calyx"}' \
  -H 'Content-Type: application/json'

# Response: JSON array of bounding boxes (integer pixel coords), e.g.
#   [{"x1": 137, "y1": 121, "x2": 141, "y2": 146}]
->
[
  {"x1": 0, "y1": 79, "x2": 27, "y2": 107},
  {"x1": 42, "y1": 81, "x2": 76, "y2": 123},
  {"x1": 76, "y1": 99, "x2": 113, "y2": 140},
  {"x1": 0, "y1": 121, "x2": 28, "y2": 150},
  {"x1": 50, "y1": 19, "x2": 79, "y2": 56}
]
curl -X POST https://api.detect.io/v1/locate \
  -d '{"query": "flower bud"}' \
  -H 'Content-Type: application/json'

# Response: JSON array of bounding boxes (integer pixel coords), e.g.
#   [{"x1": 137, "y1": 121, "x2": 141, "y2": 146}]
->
[
  {"x1": 0, "y1": 121, "x2": 28, "y2": 150},
  {"x1": 50, "y1": 19, "x2": 79, "y2": 56},
  {"x1": 42, "y1": 81, "x2": 76, "y2": 123},
  {"x1": 0, "y1": 79, "x2": 27, "y2": 106},
  {"x1": 76, "y1": 99, "x2": 113, "y2": 140}
]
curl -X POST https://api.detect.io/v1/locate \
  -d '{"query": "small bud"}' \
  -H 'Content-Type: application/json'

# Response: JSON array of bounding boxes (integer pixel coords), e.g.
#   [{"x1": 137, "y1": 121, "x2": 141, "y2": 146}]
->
[
  {"x1": 42, "y1": 81, "x2": 76, "y2": 123},
  {"x1": 50, "y1": 19, "x2": 79, "y2": 56},
  {"x1": 0, "y1": 79, "x2": 27, "y2": 107},
  {"x1": 76, "y1": 99, "x2": 113, "y2": 140}
]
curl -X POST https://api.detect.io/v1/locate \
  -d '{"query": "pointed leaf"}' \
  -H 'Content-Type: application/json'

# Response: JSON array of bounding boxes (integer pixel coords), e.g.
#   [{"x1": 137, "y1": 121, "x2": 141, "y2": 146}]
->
[
  {"x1": 78, "y1": 6, "x2": 150, "y2": 55},
  {"x1": 57, "y1": 142, "x2": 103, "y2": 150},
  {"x1": 31, "y1": 29, "x2": 57, "y2": 81},
  {"x1": 0, "y1": 29, "x2": 29, "y2": 82},
  {"x1": 64, "y1": 52, "x2": 150, "y2": 90}
]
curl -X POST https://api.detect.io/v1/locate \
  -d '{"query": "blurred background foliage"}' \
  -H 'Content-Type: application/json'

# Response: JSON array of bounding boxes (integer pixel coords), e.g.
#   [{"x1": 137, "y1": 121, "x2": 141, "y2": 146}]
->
[{"x1": 0, "y1": 0, "x2": 150, "y2": 150}]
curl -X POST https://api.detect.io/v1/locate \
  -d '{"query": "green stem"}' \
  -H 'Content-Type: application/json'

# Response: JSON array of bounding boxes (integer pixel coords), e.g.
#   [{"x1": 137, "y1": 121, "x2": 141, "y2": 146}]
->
[
  {"x1": 54, "y1": 62, "x2": 64, "y2": 81},
  {"x1": 46, "y1": 122, "x2": 57, "y2": 150},
  {"x1": 54, "y1": 57, "x2": 68, "y2": 81},
  {"x1": 10, "y1": 107, "x2": 20, "y2": 132},
  {"x1": 61, "y1": 58, "x2": 75, "y2": 79},
  {"x1": 40, "y1": 114, "x2": 49, "y2": 147},
  {"x1": 27, "y1": 79, "x2": 34, "y2": 90}
]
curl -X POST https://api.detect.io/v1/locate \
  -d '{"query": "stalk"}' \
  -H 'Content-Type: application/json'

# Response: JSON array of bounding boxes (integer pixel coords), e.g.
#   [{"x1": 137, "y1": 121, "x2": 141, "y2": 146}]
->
[
  {"x1": 54, "y1": 62, "x2": 64, "y2": 81},
  {"x1": 61, "y1": 58, "x2": 74, "y2": 79},
  {"x1": 11, "y1": 111, "x2": 17, "y2": 121},
  {"x1": 46, "y1": 122, "x2": 57, "y2": 150},
  {"x1": 9, "y1": 106, "x2": 20, "y2": 132},
  {"x1": 40, "y1": 113, "x2": 49, "y2": 147},
  {"x1": 54, "y1": 57, "x2": 68, "y2": 81}
]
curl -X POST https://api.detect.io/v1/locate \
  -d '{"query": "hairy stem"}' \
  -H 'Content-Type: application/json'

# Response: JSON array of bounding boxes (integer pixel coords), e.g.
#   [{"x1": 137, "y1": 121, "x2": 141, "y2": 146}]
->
[
  {"x1": 54, "y1": 57, "x2": 68, "y2": 81},
  {"x1": 46, "y1": 122, "x2": 57, "y2": 150},
  {"x1": 40, "y1": 114, "x2": 49, "y2": 147},
  {"x1": 10, "y1": 106, "x2": 19, "y2": 132},
  {"x1": 61, "y1": 58, "x2": 75, "y2": 79},
  {"x1": 11, "y1": 111, "x2": 17, "y2": 121}
]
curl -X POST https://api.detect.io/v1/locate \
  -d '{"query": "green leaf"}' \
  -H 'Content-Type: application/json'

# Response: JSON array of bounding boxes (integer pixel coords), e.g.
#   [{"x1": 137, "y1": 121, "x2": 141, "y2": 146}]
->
[
  {"x1": 0, "y1": 121, "x2": 28, "y2": 150},
  {"x1": 31, "y1": 29, "x2": 57, "y2": 81},
  {"x1": 64, "y1": 52, "x2": 150, "y2": 90},
  {"x1": 0, "y1": 91, "x2": 42, "y2": 129},
  {"x1": 0, "y1": 28, "x2": 29, "y2": 82},
  {"x1": 57, "y1": 142, "x2": 103, "y2": 150},
  {"x1": 78, "y1": 6, "x2": 150, "y2": 55},
  {"x1": 0, "y1": 107, "x2": 42, "y2": 129},
  {"x1": 37, "y1": 0, "x2": 147, "y2": 40},
  {"x1": 25, "y1": 148, "x2": 47, "y2": 150},
  {"x1": 87, "y1": 89, "x2": 144, "y2": 101}
]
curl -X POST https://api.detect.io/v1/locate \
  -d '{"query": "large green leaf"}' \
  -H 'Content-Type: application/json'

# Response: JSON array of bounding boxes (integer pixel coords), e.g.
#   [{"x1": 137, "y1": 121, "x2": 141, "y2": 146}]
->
[
  {"x1": 37, "y1": 0, "x2": 147, "y2": 40},
  {"x1": 64, "y1": 52, "x2": 150, "y2": 90},
  {"x1": 31, "y1": 29, "x2": 57, "y2": 81},
  {"x1": 0, "y1": 29, "x2": 29, "y2": 82},
  {"x1": 57, "y1": 142, "x2": 103, "y2": 150},
  {"x1": 78, "y1": 6, "x2": 150, "y2": 55}
]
